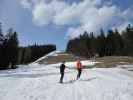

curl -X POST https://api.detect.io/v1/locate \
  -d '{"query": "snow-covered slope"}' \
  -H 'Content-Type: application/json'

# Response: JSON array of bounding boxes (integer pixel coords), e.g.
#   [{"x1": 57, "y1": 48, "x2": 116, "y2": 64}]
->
[
  {"x1": 32, "y1": 50, "x2": 62, "y2": 64},
  {"x1": 30, "y1": 50, "x2": 92, "y2": 65},
  {"x1": 0, "y1": 61, "x2": 133, "y2": 100}
]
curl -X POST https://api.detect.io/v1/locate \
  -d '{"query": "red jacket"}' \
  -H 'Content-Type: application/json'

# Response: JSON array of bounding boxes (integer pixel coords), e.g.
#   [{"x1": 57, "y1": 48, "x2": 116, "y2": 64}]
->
[{"x1": 76, "y1": 60, "x2": 82, "y2": 69}]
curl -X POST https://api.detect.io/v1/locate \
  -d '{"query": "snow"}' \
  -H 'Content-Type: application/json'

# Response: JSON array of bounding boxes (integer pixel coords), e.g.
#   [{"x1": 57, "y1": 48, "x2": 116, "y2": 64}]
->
[
  {"x1": 0, "y1": 61, "x2": 133, "y2": 100},
  {"x1": 117, "y1": 65, "x2": 133, "y2": 71}
]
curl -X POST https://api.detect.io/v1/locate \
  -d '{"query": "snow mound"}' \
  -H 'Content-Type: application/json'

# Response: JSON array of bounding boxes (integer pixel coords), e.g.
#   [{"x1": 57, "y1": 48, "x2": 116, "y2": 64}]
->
[
  {"x1": 31, "y1": 50, "x2": 62, "y2": 64},
  {"x1": 30, "y1": 50, "x2": 99, "y2": 67}
]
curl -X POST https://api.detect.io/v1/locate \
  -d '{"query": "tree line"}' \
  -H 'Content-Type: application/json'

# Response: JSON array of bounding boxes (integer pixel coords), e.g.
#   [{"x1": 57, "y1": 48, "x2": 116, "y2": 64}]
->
[
  {"x1": 66, "y1": 24, "x2": 133, "y2": 58},
  {"x1": 18, "y1": 44, "x2": 56, "y2": 64},
  {"x1": 0, "y1": 22, "x2": 56, "y2": 70}
]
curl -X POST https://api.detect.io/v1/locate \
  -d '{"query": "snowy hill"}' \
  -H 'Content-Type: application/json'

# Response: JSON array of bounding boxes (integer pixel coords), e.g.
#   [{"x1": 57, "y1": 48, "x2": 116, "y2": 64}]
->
[
  {"x1": 32, "y1": 50, "x2": 86, "y2": 64},
  {"x1": 0, "y1": 51, "x2": 133, "y2": 100}
]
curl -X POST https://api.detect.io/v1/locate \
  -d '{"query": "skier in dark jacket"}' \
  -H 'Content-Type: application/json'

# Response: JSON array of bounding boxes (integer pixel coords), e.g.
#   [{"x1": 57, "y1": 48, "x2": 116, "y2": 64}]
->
[{"x1": 59, "y1": 61, "x2": 66, "y2": 83}]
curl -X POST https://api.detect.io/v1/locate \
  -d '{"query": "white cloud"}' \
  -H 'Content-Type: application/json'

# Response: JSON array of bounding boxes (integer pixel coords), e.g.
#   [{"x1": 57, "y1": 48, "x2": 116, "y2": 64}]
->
[
  {"x1": 122, "y1": 7, "x2": 133, "y2": 21},
  {"x1": 32, "y1": 2, "x2": 54, "y2": 26},
  {"x1": 20, "y1": 0, "x2": 133, "y2": 38},
  {"x1": 20, "y1": 0, "x2": 103, "y2": 26},
  {"x1": 54, "y1": 3, "x2": 80, "y2": 25},
  {"x1": 20, "y1": 0, "x2": 31, "y2": 9},
  {"x1": 67, "y1": 27, "x2": 84, "y2": 39},
  {"x1": 24, "y1": 0, "x2": 68, "y2": 26},
  {"x1": 67, "y1": 5, "x2": 123, "y2": 38},
  {"x1": 54, "y1": 0, "x2": 102, "y2": 25}
]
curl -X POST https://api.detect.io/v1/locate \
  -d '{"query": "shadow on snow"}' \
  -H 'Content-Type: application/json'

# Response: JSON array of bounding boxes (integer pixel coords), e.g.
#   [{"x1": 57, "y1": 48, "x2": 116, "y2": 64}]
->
[{"x1": 63, "y1": 77, "x2": 97, "y2": 84}]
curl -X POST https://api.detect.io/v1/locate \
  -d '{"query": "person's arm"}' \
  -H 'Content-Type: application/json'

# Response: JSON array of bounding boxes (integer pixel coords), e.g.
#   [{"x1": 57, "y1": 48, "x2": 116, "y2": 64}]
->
[{"x1": 65, "y1": 65, "x2": 77, "y2": 70}]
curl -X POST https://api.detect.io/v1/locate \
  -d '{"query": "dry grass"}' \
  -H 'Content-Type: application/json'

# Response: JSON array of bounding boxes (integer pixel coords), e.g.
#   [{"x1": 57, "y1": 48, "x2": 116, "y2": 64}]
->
[
  {"x1": 38, "y1": 52, "x2": 133, "y2": 68},
  {"x1": 38, "y1": 52, "x2": 86, "y2": 64},
  {"x1": 95, "y1": 56, "x2": 133, "y2": 68}
]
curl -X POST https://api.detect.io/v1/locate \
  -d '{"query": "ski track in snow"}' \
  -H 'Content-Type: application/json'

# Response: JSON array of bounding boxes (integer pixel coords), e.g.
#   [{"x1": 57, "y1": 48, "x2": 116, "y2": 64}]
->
[{"x1": 0, "y1": 63, "x2": 133, "y2": 100}]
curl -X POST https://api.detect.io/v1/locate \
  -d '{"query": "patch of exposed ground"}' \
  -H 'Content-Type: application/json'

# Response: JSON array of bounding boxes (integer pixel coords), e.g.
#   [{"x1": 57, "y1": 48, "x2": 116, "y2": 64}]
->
[
  {"x1": 38, "y1": 52, "x2": 86, "y2": 64},
  {"x1": 94, "y1": 56, "x2": 133, "y2": 68},
  {"x1": 37, "y1": 52, "x2": 133, "y2": 69}
]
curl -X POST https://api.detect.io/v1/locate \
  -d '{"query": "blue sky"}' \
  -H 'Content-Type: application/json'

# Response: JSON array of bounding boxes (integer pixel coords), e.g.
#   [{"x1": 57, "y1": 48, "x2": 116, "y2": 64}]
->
[{"x1": 0, "y1": 0, "x2": 133, "y2": 50}]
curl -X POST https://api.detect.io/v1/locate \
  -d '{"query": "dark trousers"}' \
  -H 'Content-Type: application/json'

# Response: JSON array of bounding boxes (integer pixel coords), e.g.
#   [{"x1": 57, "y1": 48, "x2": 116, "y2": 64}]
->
[
  {"x1": 60, "y1": 73, "x2": 64, "y2": 83},
  {"x1": 77, "y1": 69, "x2": 82, "y2": 80}
]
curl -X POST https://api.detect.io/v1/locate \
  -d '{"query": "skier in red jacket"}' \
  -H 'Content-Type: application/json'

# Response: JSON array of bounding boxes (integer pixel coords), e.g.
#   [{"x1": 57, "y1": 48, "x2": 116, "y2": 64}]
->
[{"x1": 76, "y1": 59, "x2": 83, "y2": 80}]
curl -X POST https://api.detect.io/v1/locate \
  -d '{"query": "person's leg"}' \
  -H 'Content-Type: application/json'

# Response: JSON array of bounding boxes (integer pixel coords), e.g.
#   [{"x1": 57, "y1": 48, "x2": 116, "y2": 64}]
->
[
  {"x1": 60, "y1": 73, "x2": 62, "y2": 83},
  {"x1": 79, "y1": 69, "x2": 82, "y2": 78},
  {"x1": 77, "y1": 69, "x2": 80, "y2": 80},
  {"x1": 62, "y1": 73, "x2": 64, "y2": 82},
  {"x1": 60, "y1": 73, "x2": 64, "y2": 83}
]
